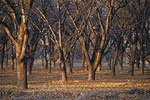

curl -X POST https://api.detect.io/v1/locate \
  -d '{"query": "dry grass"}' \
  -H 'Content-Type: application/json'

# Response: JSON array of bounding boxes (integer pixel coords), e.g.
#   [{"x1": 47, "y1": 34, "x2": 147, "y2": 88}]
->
[{"x1": 0, "y1": 65, "x2": 150, "y2": 99}]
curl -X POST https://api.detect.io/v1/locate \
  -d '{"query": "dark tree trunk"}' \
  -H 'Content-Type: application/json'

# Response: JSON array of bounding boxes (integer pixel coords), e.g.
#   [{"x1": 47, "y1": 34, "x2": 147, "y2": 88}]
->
[
  {"x1": 42, "y1": 50, "x2": 44, "y2": 68},
  {"x1": 136, "y1": 57, "x2": 140, "y2": 69},
  {"x1": 11, "y1": 43, "x2": 15, "y2": 70},
  {"x1": 48, "y1": 52, "x2": 52, "y2": 73},
  {"x1": 141, "y1": 56, "x2": 145, "y2": 75},
  {"x1": 119, "y1": 52, "x2": 123, "y2": 70},
  {"x1": 51, "y1": 43, "x2": 55, "y2": 68},
  {"x1": 27, "y1": 56, "x2": 34, "y2": 75},
  {"x1": 5, "y1": 42, "x2": 8, "y2": 68},
  {"x1": 59, "y1": 49, "x2": 67, "y2": 82},
  {"x1": 129, "y1": 44, "x2": 136, "y2": 76},
  {"x1": 109, "y1": 58, "x2": 112, "y2": 70},
  {"x1": 0, "y1": 44, "x2": 5, "y2": 70},
  {"x1": 112, "y1": 50, "x2": 119, "y2": 76}
]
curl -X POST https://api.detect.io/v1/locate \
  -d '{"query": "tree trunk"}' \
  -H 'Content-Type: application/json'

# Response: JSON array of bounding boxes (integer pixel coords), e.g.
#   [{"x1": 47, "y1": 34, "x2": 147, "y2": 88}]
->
[
  {"x1": 42, "y1": 50, "x2": 44, "y2": 68},
  {"x1": 59, "y1": 49, "x2": 67, "y2": 81},
  {"x1": 51, "y1": 43, "x2": 55, "y2": 68},
  {"x1": 14, "y1": 58, "x2": 17, "y2": 69},
  {"x1": 27, "y1": 57, "x2": 34, "y2": 75},
  {"x1": 5, "y1": 42, "x2": 8, "y2": 68},
  {"x1": 61, "y1": 62, "x2": 67, "y2": 82},
  {"x1": 11, "y1": 42, "x2": 15, "y2": 70},
  {"x1": 66, "y1": 59, "x2": 72, "y2": 73},
  {"x1": 136, "y1": 57, "x2": 140, "y2": 69},
  {"x1": 129, "y1": 45, "x2": 136, "y2": 76},
  {"x1": 141, "y1": 57, "x2": 145, "y2": 74},
  {"x1": 17, "y1": 59, "x2": 28, "y2": 89},
  {"x1": 48, "y1": 52, "x2": 52, "y2": 73},
  {"x1": 119, "y1": 52, "x2": 123, "y2": 70},
  {"x1": 52, "y1": 58, "x2": 55, "y2": 68},
  {"x1": 112, "y1": 50, "x2": 119, "y2": 76},
  {"x1": 81, "y1": 41, "x2": 85, "y2": 69},
  {"x1": 88, "y1": 65, "x2": 95, "y2": 80},
  {"x1": 11, "y1": 56, "x2": 14, "y2": 70},
  {"x1": 109, "y1": 58, "x2": 112, "y2": 70},
  {"x1": 97, "y1": 63, "x2": 101, "y2": 71},
  {"x1": 85, "y1": 64, "x2": 88, "y2": 71},
  {"x1": 16, "y1": 45, "x2": 28, "y2": 89},
  {"x1": 0, "y1": 44, "x2": 5, "y2": 70}
]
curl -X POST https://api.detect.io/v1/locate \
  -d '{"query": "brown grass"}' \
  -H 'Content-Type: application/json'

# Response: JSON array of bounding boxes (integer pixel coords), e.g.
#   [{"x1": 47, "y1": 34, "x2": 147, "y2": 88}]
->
[{"x1": 0, "y1": 65, "x2": 150, "y2": 99}]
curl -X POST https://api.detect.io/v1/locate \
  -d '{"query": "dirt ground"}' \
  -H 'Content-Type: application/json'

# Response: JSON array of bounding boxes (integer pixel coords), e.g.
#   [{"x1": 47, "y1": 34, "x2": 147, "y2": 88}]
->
[{"x1": 0, "y1": 65, "x2": 150, "y2": 100}]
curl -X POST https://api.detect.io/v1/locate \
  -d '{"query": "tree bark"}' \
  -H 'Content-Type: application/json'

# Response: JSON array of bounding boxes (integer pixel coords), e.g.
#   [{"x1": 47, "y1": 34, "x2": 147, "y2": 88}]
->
[
  {"x1": 17, "y1": 59, "x2": 28, "y2": 89},
  {"x1": 66, "y1": 59, "x2": 72, "y2": 73},
  {"x1": 27, "y1": 56, "x2": 34, "y2": 75},
  {"x1": 11, "y1": 43, "x2": 15, "y2": 70},
  {"x1": 129, "y1": 44, "x2": 136, "y2": 76},
  {"x1": 119, "y1": 52, "x2": 123, "y2": 70},
  {"x1": 141, "y1": 56, "x2": 145, "y2": 75},
  {"x1": 0, "y1": 44, "x2": 5, "y2": 70},
  {"x1": 112, "y1": 50, "x2": 119, "y2": 76},
  {"x1": 48, "y1": 52, "x2": 52, "y2": 73},
  {"x1": 5, "y1": 42, "x2": 8, "y2": 68},
  {"x1": 59, "y1": 49, "x2": 67, "y2": 82},
  {"x1": 109, "y1": 58, "x2": 112, "y2": 70},
  {"x1": 88, "y1": 65, "x2": 96, "y2": 80}
]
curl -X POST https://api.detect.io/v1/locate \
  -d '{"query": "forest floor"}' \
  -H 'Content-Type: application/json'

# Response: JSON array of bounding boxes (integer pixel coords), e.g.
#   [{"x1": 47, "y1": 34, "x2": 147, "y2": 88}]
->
[{"x1": 0, "y1": 65, "x2": 150, "y2": 100}]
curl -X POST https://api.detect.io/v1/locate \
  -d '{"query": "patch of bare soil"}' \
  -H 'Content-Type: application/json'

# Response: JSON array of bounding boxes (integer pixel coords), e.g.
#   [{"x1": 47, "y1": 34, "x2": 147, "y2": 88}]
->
[{"x1": 0, "y1": 66, "x2": 150, "y2": 99}]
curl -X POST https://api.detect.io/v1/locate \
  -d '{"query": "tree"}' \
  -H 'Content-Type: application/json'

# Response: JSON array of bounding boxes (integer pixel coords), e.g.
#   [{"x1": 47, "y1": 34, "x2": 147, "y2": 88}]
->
[{"x1": 0, "y1": 0, "x2": 34, "y2": 89}]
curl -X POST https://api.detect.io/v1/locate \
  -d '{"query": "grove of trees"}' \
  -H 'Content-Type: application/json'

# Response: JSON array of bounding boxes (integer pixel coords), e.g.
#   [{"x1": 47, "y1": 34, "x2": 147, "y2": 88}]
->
[{"x1": 0, "y1": 0, "x2": 150, "y2": 89}]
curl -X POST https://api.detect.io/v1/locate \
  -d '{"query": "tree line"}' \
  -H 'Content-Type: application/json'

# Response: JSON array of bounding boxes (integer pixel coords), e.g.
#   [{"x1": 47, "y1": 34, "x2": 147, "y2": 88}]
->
[{"x1": 0, "y1": 0, "x2": 150, "y2": 89}]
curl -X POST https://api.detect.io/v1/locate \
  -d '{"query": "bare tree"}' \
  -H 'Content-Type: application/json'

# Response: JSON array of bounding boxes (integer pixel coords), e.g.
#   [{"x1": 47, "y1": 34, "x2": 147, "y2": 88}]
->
[{"x1": 0, "y1": 0, "x2": 34, "y2": 89}]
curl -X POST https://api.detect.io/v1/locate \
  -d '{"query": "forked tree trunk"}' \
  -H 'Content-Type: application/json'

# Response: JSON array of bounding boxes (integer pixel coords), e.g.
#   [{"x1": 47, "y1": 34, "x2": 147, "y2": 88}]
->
[{"x1": 15, "y1": 23, "x2": 28, "y2": 89}]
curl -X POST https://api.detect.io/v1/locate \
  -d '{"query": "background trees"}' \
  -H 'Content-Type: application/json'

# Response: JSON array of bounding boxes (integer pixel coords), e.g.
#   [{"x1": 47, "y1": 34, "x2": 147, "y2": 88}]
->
[{"x1": 0, "y1": 0, "x2": 150, "y2": 89}]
